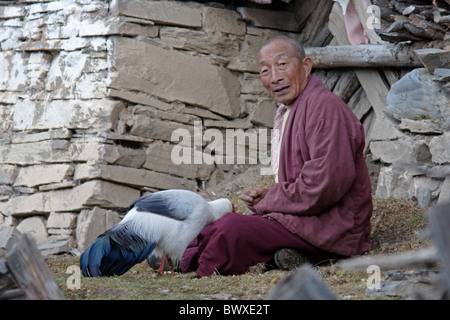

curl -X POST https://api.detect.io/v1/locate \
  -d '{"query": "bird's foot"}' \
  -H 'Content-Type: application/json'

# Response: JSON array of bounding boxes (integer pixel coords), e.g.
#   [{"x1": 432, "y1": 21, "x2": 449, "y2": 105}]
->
[
  {"x1": 156, "y1": 252, "x2": 167, "y2": 276},
  {"x1": 156, "y1": 252, "x2": 176, "y2": 276}
]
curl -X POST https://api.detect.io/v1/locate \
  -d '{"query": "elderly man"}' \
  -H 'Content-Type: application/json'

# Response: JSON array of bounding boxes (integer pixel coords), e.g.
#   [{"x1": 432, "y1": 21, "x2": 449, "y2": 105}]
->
[{"x1": 180, "y1": 36, "x2": 372, "y2": 277}]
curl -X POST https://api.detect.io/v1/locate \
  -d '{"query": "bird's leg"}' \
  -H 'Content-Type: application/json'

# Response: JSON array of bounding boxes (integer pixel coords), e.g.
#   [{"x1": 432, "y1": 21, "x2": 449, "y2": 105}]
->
[
  {"x1": 156, "y1": 251, "x2": 167, "y2": 276},
  {"x1": 167, "y1": 257, "x2": 175, "y2": 276},
  {"x1": 156, "y1": 251, "x2": 176, "y2": 276}
]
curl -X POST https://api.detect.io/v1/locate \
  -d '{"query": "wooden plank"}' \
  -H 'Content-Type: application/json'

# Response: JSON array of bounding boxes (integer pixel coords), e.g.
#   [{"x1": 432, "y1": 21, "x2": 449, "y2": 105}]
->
[
  {"x1": 339, "y1": 246, "x2": 438, "y2": 271},
  {"x1": 305, "y1": 44, "x2": 422, "y2": 68},
  {"x1": 298, "y1": 0, "x2": 333, "y2": 47},
  {"x1": 328, "y1": 1, "x2": 403, "y2": 142},
  {"x1": 428, "y1": 202, "x2": 450, "y2": 294},
  {"x1": 347, "y1": 86, "x2": 372, "y2": 120},
  {"x1": 236, "y1": 7, "x2": 298, "y2": 32},
  {"x1": 0, "y1": 258, "x2": 26, "y2": 300},
  {"x1": 352, "y1": 0, "x2": 386, "y2": 44},
  {"x1": 5, "y1": 234, "x2": 65, "y2": 300},
  {"x1": 267, "y1": 264, "x2": 337, "y2": 300},
  {"x1": 0, "y1": 288, "x2": 25, "y2": 300},
  {"x1": 332, "y1": 69, "x2": 360, "y2": 103}
]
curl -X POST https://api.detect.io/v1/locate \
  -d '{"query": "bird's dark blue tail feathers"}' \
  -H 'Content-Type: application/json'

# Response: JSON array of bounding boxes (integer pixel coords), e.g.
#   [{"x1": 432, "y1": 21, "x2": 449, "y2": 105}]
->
[{"x1": 80, "y1": 223, "x2": 155, "y2": 277}]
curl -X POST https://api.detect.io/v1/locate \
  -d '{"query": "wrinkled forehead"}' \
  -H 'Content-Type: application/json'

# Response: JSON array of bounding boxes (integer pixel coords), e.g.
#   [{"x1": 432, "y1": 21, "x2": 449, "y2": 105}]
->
[{"x1": 257, "y1": 40, "x2": 298, "y2": 65}]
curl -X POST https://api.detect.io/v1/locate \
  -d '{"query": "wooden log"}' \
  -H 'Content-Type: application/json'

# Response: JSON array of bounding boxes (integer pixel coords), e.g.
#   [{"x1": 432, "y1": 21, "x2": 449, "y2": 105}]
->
[
  {"x1": 305, "y1": 44, "x2": 422, "y2": 68},
  {"x1": 428, "y1": 202, "x2": 450, "y2": 296},
  {"x1": 298, "y1": 0, "x2": 333, "y2": 47},
  {"x1": 0, "y1": 258, "x2": 26, "y2": 300},
  {"x1": 405, "y1": 22, "x2": 445, "y2": 40},
  {"x1": 0, "y1": 287, "x2": 25, "y2": 300},
  {"x1": 5, "y1": 234, "x2": 65, "y2": 300},
  {"x1": 378, "y1": 30, "x2": 425, "y2": 42},
  {"x1": 332, "y1": 70, "x2": 360, "y2": 103},
  {"x1": 347, "y1": 86, "x2": 372, "y2": 120},
  {"x1": 367, "y1": 269, "x2": 447, "y2": 300},
  {"x1": 339, "y1": 246, "x2": 438, "y2": 271},
  {"x1": 408, "y1": 14, "x2": 446, "y2": 40},
  {"x1": 267, "y1": 264, "x2": 338, "y2": 300}
]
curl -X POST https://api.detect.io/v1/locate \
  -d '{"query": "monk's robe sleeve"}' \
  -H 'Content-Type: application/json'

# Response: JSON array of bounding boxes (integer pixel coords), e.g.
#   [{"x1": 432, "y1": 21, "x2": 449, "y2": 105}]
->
[{"x1": 254, "y1": 105, "x2": 359, "y2": 216}]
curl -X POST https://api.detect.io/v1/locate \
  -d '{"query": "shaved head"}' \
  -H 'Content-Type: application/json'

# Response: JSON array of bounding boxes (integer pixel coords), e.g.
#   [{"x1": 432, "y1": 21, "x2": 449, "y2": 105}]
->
[{"x1": 259, "y1": 36, "x2": 306, "y2": 61}]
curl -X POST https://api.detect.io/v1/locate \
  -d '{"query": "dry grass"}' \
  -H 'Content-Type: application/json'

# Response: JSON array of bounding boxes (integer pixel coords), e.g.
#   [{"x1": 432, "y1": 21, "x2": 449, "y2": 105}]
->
[
  {"x1": 45, "y1": 174, "x2": 434, "y2": 300},
  {"x1": 48, "y1": 255, "x2": 288, "y2": 300}
]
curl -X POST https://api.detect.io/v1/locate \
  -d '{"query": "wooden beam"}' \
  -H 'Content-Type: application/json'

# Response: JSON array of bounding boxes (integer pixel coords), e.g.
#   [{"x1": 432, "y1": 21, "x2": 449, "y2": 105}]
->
[
  {"x1": 352, "y1": 0, "x2": 386, "y2": 44},
  {"x1": 5, "y1": 234, "x2": 65, "y2": 300},
  {"x1": 339, "y1": 246, "x2": 438, "y2": 271},
  {"x1": 327, "y1": 1, "x2": 403, "y2": 144},
  {"x1": 305, "y1": 44, "x2": 422, "y2": 68},
  {"x1": 428, "y1": 202, "x2": 450, "y2": 296}
]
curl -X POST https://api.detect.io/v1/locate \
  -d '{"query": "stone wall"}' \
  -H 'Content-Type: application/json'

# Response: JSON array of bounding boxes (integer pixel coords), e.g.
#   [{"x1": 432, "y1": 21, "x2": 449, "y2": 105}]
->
[
  {"x1": 1, "y1": 0, "x2": 449, "y2": 253},
  {"x1": 372, "y1": 62, "x2": 450, "y2": 209},
  {"x1": 0, "y1": 0, "x2": 310, "y2": 252}
]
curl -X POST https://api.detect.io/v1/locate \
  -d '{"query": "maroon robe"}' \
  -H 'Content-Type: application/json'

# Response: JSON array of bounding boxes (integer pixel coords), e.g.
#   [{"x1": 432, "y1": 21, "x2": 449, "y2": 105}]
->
[
  {"x1": 254, "y1": 74, "x2": 372, "y2": 257},
  {"x1": 181, "y1": 74, "x2": 372, "y2": 276}
]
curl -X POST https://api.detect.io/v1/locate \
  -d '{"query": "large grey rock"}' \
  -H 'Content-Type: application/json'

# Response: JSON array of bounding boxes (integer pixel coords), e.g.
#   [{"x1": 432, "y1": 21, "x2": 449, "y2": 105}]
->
[
  {"x1": 249, "y1": 100, "x2": 277, "y2": 127},
  {"x1": 0, "y1": 165, "x2": 18, "y2": 184},
  {"x1": 143, "y1": 141, "x2": 214, "y2": 180},
  {"x1": 129, "y1": 115, "x2": 194, "y2": 142},
  {"x1": 46, "y1": 212, "x2": 77, "y2": 230},
  {"x1": 108, "y1": 37, "x2": 241, "y2": 118},
  {"x1": 76, "y1": 206, "x2": 121, "y2": 252},
  {"x1": 0, "y1": 225, "x2": 22, "y2": 251},
  {"x1": 38, "y1": 240, "x2": 71, "y2": 256},
  {"x1": 429, "y1": 132, "x2": 450, "y2": 164},
  {"x1": 410, "y1": 176, "x2": 442, "y2": 208},
  {"x1": 375, "y1": 166, "x2": 442, "y2": 207},
  {"x1": 0, "y1": 180, "x2": 140, "y2": 216},
  {"x1": 203, "y1": 7, "x2": 246, "y2": 35},
  {"x1": 0, "y1": 51, "x2": 27, "y2": 92},
  {"x1": 370, "y1": 136, "x2": 431, "y2": 164},
  {"x1": 228, "y1": 30, "x2": 281, "y2": 73},
  {"x1": 13, "y1": 164, "x2": 74, "y2": 188},
  {"x1": 433, "y1": 68, "x2": 450, "y2": 82},
  {"x1": 375, "y1": 166, "x2": 413, "y2": 199},
  {"x1": 159, "y1": 27, "x2": 240, "y2": 59},
  {"x1": 399, "y1": 119, "x2": 443, "y2": 134},
  {"x1": 0, "y1": 192, "x2": 47, "y2": 217},
  {"x1": 79, "y1": 17, "x2": 159, "y2": 38},
  {"x1": 11, "y1": 128, "x2": 72, "y2": 144},
  {"x1": 386, "y1": 68, "x2": 450, "y2": 121},
  {"x1": 74, "y1": 164, "x2": 197, "y2": 191},
  {"x1": 103, "y1": 144, "x2": 146, "y2": 169},
  {"x1": 16, "y1": 216, "x2": 48, "y2": 244},
  {"x1": 112, "y1": 0, "x2": 202, "y2": 28},
  {"x1": 415, "y1": 49, "x2": 450, "y2": 73},
  {"x1": 12, "y1": 99, "x2": 124, "y2": 131},
  {"x1": 0, "y1": 140, "x2": 70, "y2": 165}
]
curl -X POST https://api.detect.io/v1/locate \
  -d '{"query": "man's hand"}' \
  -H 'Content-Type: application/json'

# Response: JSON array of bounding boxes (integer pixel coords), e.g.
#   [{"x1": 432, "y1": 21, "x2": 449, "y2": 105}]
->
[{"x1": 240, "y1": 188, "x2": 268, "y2": 212}]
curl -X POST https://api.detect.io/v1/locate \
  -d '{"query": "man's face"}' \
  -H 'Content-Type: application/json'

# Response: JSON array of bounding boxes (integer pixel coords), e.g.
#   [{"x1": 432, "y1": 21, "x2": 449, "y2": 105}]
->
[{"x1": 257, "y1": 39, "x2": 312, "y2": 105}]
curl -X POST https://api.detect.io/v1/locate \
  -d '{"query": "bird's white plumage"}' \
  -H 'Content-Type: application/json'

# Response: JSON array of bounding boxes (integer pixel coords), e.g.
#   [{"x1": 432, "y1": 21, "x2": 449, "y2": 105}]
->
[
  {"x1": 121, "y1": 189, "x2": 232, "y2": 263},
  {"x1": 80, "y1": 189, "x2": 233, "y2": 277}
]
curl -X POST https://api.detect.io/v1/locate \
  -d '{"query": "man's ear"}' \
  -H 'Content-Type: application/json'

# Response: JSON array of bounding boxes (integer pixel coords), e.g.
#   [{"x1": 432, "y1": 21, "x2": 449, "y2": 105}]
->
[{"x1": 303, "y1": 57, "x2": 313, "y2": 75}]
